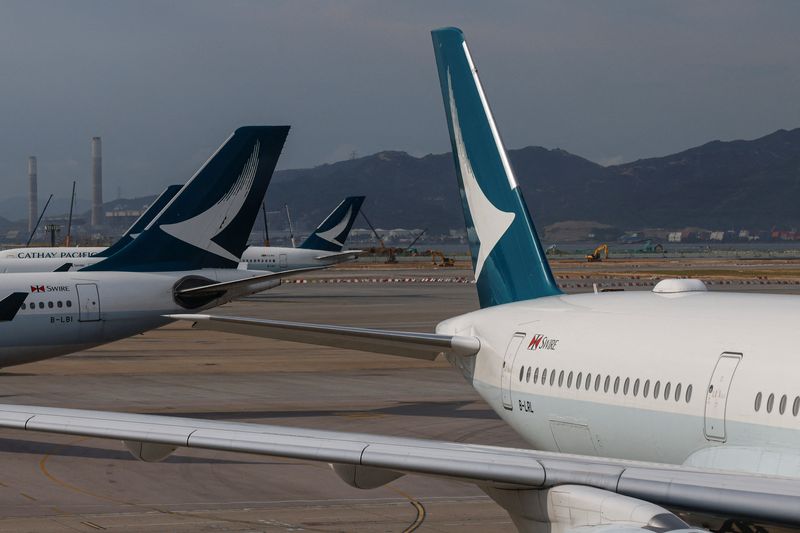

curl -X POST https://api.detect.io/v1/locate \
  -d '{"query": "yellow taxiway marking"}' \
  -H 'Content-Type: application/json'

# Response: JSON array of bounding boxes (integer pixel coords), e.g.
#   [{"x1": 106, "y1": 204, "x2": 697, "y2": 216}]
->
[{"x1": 390, "y1": 487, "x2": 426, "y2": 533}]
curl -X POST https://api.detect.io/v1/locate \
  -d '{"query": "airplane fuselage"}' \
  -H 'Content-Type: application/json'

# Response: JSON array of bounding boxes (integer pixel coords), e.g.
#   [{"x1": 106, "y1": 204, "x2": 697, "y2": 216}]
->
[
  {"x1": 0, "y1": 246, "x2": 354, "y2": 273},
  {"x1": 436, "y1": 286, "x2": 800, "y2": 477},
  {"x1": 0, "y1": 268, "x2": 276, "y2": 367}
]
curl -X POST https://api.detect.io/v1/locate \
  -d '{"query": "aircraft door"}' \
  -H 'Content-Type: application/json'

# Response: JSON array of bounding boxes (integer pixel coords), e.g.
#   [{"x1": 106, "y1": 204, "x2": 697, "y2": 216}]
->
[
  {"x1": 279, "y1": 254, "x2": 288, "y2": 268},
  {"x1": 704, "y1": 352, "x2": 742, "y2": 441},
  {"x1": 501, "y1": 333, "x2": 526, "y2": 410},
  {"x1": 75, "y1": 283, "x2": 101, "y2": 322}
]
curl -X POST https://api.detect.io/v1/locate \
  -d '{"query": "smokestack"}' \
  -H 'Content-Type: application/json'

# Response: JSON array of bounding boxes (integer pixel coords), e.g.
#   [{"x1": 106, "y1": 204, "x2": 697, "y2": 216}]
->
[
  {"x1": 91, "y1": 136, "x2": 103, "y2": 226},
  {"x1": 27, "y1": 156, "x2": 37, "y2": 234}
]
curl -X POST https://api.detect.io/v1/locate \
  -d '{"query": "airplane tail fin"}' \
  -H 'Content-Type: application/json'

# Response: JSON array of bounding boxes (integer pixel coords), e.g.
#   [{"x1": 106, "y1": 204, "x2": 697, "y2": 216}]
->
[
  {"x1": 298, "y1": 196, "x2": 365, "y2": 252},
  {"x1": 83, "y1": 126, "x2": 289, "y2": 272},
  {"x1": 93, "y1": 184, "x2": 182, "y2": 258},
  {"x1": 431, "y1": 27, "x2": 560, "y2": 308}
]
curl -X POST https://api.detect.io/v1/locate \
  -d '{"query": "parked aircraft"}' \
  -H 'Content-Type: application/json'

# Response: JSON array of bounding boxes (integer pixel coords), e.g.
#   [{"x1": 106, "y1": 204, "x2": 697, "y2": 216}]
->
[
  {"x1": 0, "y1": 126, "x2": 314, "y2": 367},
  {"x1": 0, "y1": 194, "x2": 364, "y2": 274},
  {"x1": 241, "y1": 195, "x2": 365, "y2": 271},
  {"x1": 0, "y1": 184, "x2": 182, "y2": 273},
  {"x1": 0, "y1": 29, "x2": 797, "y2": 532}
]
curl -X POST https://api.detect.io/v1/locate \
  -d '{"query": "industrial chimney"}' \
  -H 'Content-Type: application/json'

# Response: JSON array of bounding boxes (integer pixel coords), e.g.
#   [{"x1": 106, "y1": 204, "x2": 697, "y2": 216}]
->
[
  {"x1": 27, "y1": 156, "x2": 37, "y2": 234},
  {"x1": 91, "y1": 136, "x2": 103, "y2": 227}
]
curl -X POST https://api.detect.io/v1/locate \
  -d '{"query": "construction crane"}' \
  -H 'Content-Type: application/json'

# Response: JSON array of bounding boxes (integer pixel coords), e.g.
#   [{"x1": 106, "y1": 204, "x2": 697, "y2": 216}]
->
[
  {"x1": 586, "y1": 243, "x2": 609, "y2": 262},
  {"x1": 403, "y1": 229, "x2": 426, "y2": 255},
  {"x1": 26, "y1": 193, "x2": 53, "y2": 247},
  {"x1": 359, "y1": 210, "x2": 397, "y2": 263}
]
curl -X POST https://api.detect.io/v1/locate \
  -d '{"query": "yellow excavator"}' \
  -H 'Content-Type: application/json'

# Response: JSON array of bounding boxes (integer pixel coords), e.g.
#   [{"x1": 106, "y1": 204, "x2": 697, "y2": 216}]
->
[
  {"x1": 586, "y1": 243, "x2": 609, "y2": 262},
  {"x1": 431, "y1": 251, "x2": 455, "y2": 267}
]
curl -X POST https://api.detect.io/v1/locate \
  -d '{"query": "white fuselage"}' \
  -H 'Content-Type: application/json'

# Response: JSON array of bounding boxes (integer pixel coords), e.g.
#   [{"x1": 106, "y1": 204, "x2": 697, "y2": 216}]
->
[
  {"x1": 0, "y1": 268, "x2": 276, "y2": 367},
  {"x1": 0, "y1": 246, "x2": 353, "y2": 273},
  {"x1": 436, "y1": 288, "x2": 800, "y2": 477}
]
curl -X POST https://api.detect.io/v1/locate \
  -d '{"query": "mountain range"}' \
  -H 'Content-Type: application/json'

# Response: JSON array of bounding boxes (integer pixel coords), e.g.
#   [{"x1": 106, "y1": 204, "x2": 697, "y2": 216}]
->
[
  {"x1": 265, "y1": 127, "x2": 800, "y2": 234},
  {"x1": 4, "y1": 128, "x2": 799, "y2": 238}
]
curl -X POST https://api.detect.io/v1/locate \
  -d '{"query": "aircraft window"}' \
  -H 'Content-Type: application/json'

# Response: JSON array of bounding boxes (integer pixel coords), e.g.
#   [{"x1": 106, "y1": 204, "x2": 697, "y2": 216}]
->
[
  {"x1": 613, "y1": 376, "x2": 620, "y2": 394},
  {"x1": 558, "y1": 371, "x2": 565, "y2": 387},
  {"x1": 526, "y1": 367, "x2": 532, "y2": 383},
  {"x1": 28, "y1": 302, "x2": 34, "y2": 309},
  {"x1": 754, "y1": 392, "x2": 762, "y2": 412},
  {"x1": 594, "y1": 374, "x2": 601, "y2": 392},
  {"x1": 685, "y1": 384, "x2": 693, "y2": 403},
  {"x1": 633, "y1": 378, "x2": 640, "y2": 397},
  {"x1": 519, "y1": 366, "x2": 525, "y2": 382},
  {"x1": 604, "y1": 376, "x2": 610, "y2": 393},
  {"x1": 585, "y1": 373, "x2": 592, "y2": 391},
  {"x1": 541, "y1": 369, "x2": 547, "y2": 384},
  {"x1": 66, "y1": 300, "x2": 72, "y2": 307},
  {"x1": 664, "y1": 382, "x2": 671, "y2": 400},
  {"x1": 793, "y1": 396, "x2": 800, "y2": 417},
  {"x1": 643, "y1": 379, "x2": 650, "y2": 398},
  {"x1": 780, "y1": 394, "x2": 787, "y2": 415},
  {"x1": 38, "y1": 302, "x2": 44, "y2": 309},
  {"x1": 533, "y1": 368, "x2": 540, "y2": 384},
  {"x1": 57, "y1": 301, "x2": 63, "y2": 308},
  {"x1": 623, "y1": 377, "x2": 630, "y2": 396},
  {"x1": 654, "y1": 381, "x2": 661, "y2": 399},
  {"x1": 48, "y1": 301, "x2": 53, "y2": 308},
  {"x1": 567, "y1": 371, "x2": 573, "y2": 388},
  {"x1": 576, "y1": 372, "x2": 583, "y2": 390},
  {"x1": 550, "y1": 370, "x2": 556, "y2": 386},
  {"x1": 675, "y1": 383, "x2": 682, "y2": 402},
  {"x1": 767, "y1": 393, "x2": 775, "y2": 413}
]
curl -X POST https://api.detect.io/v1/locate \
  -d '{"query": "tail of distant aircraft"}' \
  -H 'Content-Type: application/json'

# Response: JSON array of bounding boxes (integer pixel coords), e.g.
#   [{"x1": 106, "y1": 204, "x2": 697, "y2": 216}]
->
[
  {"x1": 84, "y1": 126, "x2": 290, "y2": 272},
  {"x1": 298, "y1": 196, "x2": 365, "y2": 252},
  {"x1": 431, "y1": 27, "x2": 560, "y2": 308},
  {"x1": 93, "y1": 184, "x2": 182, "y2": 258}
]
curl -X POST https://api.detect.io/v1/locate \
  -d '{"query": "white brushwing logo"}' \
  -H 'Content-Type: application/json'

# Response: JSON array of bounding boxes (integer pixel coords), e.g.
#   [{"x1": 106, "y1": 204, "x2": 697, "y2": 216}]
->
[
  {"x1": 447, "y1": 70, "x2": 515, "y2": 280},
  {"x1": 315, "y1": 206, "x2": 353, "y2": 247},
  {"x1": 160, "y1": 141, "x2": 260, "y2": 261}
]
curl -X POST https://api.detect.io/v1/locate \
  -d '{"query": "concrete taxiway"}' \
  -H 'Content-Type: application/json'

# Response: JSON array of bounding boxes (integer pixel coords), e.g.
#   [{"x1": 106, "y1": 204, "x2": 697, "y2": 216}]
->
[{"x1": 0, "y1": 264, "x2": 798, "y2": 532}]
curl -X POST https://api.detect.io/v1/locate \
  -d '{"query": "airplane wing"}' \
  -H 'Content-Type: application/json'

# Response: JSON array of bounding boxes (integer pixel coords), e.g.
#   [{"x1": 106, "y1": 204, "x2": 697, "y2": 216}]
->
[
  {"x1": 313, "y1": 250, "x2": 363, "y2": 261},
  {"x1": 0, "y1": 403, "x2": 797, "y2": 528},
  {"x1": 165, "y1": 314, "x2": 480, "y2": 360}
]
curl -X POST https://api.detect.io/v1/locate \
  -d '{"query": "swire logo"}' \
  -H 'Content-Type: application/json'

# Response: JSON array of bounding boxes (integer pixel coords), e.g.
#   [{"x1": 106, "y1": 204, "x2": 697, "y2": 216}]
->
[
  {"x1": 527, "y1": 334, "x2": 559, "y2": 351},
  {"x1": 29, "y1": 285, "x2": 70, "y2": 293}
]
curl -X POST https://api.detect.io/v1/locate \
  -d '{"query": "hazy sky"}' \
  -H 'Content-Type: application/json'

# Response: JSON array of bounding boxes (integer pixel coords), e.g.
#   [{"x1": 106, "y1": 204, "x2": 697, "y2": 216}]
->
[{"x1": 1, "y1": 1, "x2": 799, "y2": 201}]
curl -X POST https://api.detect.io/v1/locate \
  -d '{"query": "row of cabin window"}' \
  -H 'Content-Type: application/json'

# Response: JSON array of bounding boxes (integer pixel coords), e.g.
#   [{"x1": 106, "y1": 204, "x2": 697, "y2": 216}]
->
[
  {"x1": 22, "y1": 300, "x2": 73, "y2": 310},
  {"x1": 518, "y1": 365, "x2": 693, "y2": 403},
  {"x1": 754, "y1": 392, "x2": 800, "y2": 416}
]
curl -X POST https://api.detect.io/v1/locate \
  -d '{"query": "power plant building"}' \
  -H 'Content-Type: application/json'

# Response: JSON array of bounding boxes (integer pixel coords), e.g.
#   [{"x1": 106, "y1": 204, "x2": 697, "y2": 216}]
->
[
  {"x1": 27, "y1": 156, "x2": 37, "y2": 234},
  {"x1": 91, "y1": 136, "x2": 103, "y2": 227}
]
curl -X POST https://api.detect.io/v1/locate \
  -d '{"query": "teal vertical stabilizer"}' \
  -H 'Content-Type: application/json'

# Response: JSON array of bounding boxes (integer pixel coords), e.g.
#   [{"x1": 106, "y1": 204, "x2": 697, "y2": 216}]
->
[{"x1": 431, "y1": 27, "x2": 560, "y2": 308}]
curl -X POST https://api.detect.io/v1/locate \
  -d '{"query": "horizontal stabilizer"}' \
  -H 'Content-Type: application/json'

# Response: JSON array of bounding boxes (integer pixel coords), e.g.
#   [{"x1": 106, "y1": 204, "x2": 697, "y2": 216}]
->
[
  {"x1": 175, "y1": 266, "x2": 324, "y2": 298},
  {"x1": 314, "y1": 250, "x2": 363, "y2": 261},
  {"x1": 166, "y1": 314, "x2": 480, "y2": 360},
  {"x1": 0, "y1": 292, "x2": 27, "y2": 321}
]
